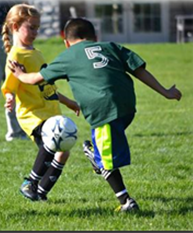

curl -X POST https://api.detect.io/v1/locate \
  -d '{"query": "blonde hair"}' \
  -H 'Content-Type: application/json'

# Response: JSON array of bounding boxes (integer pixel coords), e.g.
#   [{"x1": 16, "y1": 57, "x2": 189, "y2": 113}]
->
[{"x1": 1, "y1": 3, "x2": 40, "y2": 53}]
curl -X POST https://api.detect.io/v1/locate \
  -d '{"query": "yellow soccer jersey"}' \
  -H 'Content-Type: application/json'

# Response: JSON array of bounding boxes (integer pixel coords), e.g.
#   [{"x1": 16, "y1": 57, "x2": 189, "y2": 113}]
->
[{"x1": 1, "y1": 46, "x2": 61, "y2": 138}]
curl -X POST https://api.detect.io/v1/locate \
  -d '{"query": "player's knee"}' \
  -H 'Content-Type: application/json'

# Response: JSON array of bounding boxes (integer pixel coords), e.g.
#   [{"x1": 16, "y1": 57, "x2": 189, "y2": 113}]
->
[{"x1": 54, "y1": 151, "x2": 70, "y2": 164}]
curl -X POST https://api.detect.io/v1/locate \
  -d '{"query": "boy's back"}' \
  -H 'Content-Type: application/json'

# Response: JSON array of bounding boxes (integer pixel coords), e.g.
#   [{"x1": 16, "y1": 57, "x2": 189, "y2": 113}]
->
[{"x1": 43, "y1": 41, "x2": 145, "y2": 128}]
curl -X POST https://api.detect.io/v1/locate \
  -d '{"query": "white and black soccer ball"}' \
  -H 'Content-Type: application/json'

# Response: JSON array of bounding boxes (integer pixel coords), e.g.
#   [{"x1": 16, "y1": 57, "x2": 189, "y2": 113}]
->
[{"x1": 41, "y1": 115, "x2": 78, "y2": 152}]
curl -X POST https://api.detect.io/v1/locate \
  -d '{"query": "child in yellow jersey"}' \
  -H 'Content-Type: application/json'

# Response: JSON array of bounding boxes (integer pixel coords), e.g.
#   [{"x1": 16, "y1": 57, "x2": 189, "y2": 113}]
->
[
  {"x1": 1, "y1": 3, "x2": 80, "y2": 201},
  {"x1": 0, "y1": 2, "x2": 27, "y2": 142}
]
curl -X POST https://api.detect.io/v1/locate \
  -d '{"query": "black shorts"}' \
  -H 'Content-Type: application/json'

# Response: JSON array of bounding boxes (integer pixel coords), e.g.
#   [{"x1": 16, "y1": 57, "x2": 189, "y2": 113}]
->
[{"x1": 31, "y1": 121, "x2": 46, "y2": 148}]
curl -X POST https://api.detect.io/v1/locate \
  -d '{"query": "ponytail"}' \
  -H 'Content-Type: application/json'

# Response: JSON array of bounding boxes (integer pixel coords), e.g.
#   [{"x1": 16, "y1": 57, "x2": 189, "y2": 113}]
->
[{"x1": 1, "y1": 23, "x2": 12, "y2": 53}]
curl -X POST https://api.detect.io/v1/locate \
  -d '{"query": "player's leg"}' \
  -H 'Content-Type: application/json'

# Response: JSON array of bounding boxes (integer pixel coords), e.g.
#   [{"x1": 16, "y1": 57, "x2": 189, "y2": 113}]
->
[
  {"x1": 20, "y1": 122, "x2": 55, "y2": 200},
  {"x1": 83, "y1": 140, "x2": 101, "y2": 174},
  {"x1": 5, "y1": 108, "x2": 27, "y2": 141},
  {"x1": 82, "y1": 144, "x2": 135, "y2": 208},
  {"x1": 101, "y1": 168, "x2": 139, "y2": 212},
  {"x1": 37, "y1": 151, "x2": 69, "y2": 200},
  {"x1": 20, "y1": 122, "x2": 70, "y2": 201},
  {"x1": 83, "y1": 113, "x2": 139, "y2": 212},
  {"x1": 20, "y1": 144, "x2": 55, "y2": 201}
]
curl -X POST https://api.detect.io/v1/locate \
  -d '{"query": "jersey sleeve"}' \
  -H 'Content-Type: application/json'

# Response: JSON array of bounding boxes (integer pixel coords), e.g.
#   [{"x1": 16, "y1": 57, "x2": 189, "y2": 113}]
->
[
  {"x1": 114, "y1": 43, "x2": 146, "y2": 74},
  {"x1": 1, "y1": 54, "x2": 21, "y2": 97},
  {"x1": 40, "y1": 53, "x2": 68, "y2": 83}
]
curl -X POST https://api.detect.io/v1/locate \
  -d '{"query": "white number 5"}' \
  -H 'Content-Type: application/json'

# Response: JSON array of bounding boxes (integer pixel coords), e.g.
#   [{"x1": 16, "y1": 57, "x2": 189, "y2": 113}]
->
[{"x1": 85, "y1": 46, "x2": 109, "y2": 69}]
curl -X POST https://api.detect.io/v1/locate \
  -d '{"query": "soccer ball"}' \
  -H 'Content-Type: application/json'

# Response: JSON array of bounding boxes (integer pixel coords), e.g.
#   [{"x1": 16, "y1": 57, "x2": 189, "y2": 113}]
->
[{"x1": 41, "y1": 115, "x2": 78, "y2": 152}]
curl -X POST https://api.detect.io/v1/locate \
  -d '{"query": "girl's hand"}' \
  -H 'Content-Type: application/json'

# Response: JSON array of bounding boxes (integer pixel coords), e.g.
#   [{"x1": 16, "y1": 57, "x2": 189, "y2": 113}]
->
[
  {"x1": 8, "y1": 60, "x2": 26, "y2": 78},
  {"x1": 66, "y1": 99, "x2": 80, "y2": 116},
  {"x1": 5, "y1": 93, "x2": 15, "y2": 111},
  {"x1": 58, "y1": 92, "x2": 81, "y2": 116}
]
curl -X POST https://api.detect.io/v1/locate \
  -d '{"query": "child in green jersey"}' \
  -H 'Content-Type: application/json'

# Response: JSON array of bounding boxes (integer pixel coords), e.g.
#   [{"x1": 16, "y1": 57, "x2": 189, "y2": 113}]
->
[
  {"x1": 1, "y1": 4, "x2": 80, "y2": 201},
  {"x1": 9, "y1": 18, "x2": 182, "y2": 211}
]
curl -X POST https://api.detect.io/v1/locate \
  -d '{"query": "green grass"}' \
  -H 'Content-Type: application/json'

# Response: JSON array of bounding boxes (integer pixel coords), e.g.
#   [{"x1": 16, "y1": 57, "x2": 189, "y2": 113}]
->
[{"x1": 0, "y1": 39, "x2": 192, "y2": 231}]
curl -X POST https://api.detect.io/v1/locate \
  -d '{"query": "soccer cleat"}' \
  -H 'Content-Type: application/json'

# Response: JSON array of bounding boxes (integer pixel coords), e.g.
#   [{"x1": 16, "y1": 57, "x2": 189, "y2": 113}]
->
[
  {"x1": 37, "y1": 193, "x2": 48, "y2": 201},
  {"x1": 83, "y1": 140, "x2": 101, "y2": 174},
  {"x1": 20, "y1": 178, "x2": 38, "y2": 201},
  {"x1": 115, "y1": 198, "x2": 139, "y2": 212}
]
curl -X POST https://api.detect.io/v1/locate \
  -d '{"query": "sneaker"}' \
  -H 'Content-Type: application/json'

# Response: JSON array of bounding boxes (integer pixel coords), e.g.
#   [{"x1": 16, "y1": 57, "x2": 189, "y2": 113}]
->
[
  {"x1": 20, "y1": 178, "x2": 38, "y2": 201},
  {"x1": 5, "y1": 133, "x2": 28, "y2": 142},
  {"x1": 83, "y1": 140, "x2": 101, "y2": 174},
  {"x1": 115, "y1": 198, "x2": 139, "y2": 212},
  {"x1": 37, "y1": 193, "x2": 48, "y2": 201}
]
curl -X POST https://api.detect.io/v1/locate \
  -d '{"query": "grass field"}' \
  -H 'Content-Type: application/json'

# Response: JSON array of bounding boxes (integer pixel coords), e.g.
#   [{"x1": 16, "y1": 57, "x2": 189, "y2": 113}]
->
[{"x1": 0, "y1": 38, "x2": 192, "y2": 231}]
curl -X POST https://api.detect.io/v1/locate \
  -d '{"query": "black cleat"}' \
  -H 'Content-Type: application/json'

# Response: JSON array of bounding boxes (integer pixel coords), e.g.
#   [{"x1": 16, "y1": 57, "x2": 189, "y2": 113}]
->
[
  {"x1": 83, "y1": 140, "x2": 101, "y2": 174},
  {"x1": 20, "y1": 178, "x2": 38, "y2": 201},
  {"x1": 38, "y1": 193, "x2": 48, "y2": 201}
]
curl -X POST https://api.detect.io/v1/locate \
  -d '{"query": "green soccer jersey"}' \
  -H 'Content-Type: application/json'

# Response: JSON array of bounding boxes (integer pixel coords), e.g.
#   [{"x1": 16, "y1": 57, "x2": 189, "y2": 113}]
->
[{"x1": 40, "y1": 41, "x2": 146, "y2": 128}]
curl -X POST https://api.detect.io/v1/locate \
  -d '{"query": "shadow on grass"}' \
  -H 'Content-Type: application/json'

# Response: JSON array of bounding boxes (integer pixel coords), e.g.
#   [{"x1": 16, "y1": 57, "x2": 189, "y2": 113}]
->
[
  {"x1": 5, "y1": 209, "x2": 61, "y2": 219},
  {"x1": 67, "y1": 207, "x2": 155, "y2": 218},
  {"x1": 49, "y1": 196, "x2": 107, "y2": 205},
  {"x1": 133, "y1": 131, "x2": 193, "y2": 138},
  {"x1": 6, "y1": 206, "x2": 155, "y2": 219},
  {"x1": 144, "y1": 195, "x2": 193, "y2": 215},
  {"x1": 48, "y1": 198, "x2": 67, "y2": 204},
  {"x1": 5, "y1": 196, "x2": 192, "y2": 220}
]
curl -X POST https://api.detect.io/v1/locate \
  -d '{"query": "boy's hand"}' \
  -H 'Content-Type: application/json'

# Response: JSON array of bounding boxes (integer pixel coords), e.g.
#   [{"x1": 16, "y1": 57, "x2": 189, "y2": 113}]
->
[
  {"x1": 8, "y1": 60, "x2": 26, "y2": 78},
  {"x1": 134, "y1": 68, "x2": 182, "y2": 101},
  {"x1": 165, "y1": 85, "x2": 182, "y2": 101}
]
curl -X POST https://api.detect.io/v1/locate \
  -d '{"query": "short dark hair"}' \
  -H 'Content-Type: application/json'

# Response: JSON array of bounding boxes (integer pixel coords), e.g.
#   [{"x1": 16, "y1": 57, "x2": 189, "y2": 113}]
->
[{"x1": 64, "y1": 18, "x2": 96, "y2": 41}]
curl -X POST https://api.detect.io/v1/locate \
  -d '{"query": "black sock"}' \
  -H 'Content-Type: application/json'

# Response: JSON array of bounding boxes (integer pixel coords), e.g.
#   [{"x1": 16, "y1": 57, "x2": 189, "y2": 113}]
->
[
  {"x1": 29, "y1": 145, "x2": 54, "y2": 183},
  {"x1": 105, "y1": 168, "x2": 130, "y2": 204},
  {"x1": 37, "y1": 159, "x2": 64, "y2": 196}
]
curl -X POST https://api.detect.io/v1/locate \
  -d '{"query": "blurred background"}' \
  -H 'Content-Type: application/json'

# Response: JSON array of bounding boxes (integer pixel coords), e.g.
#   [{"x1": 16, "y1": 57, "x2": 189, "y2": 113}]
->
[{"x1": 1, "y1": 0, "x2": 193, "y2": 44}]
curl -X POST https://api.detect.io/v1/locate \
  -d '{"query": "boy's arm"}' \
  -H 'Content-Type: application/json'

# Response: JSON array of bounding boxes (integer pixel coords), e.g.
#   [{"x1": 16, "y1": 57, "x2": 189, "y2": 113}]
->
[
  {"x1": 133, "y1": 67, "x2": 182, "y2": 101},
  {"x1": 8, "y1": 60, "x2": 43, "y2": 84}
]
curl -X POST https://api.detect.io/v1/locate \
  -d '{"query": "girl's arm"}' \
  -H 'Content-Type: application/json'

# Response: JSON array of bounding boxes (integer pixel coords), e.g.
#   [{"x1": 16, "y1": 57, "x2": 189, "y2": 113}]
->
[
  {"x1": 8, "y1": 60, "x2": 43, "y2": 84},
  {"x1": 57, "y1": 92, "x2": 80, "y2": 116}
]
